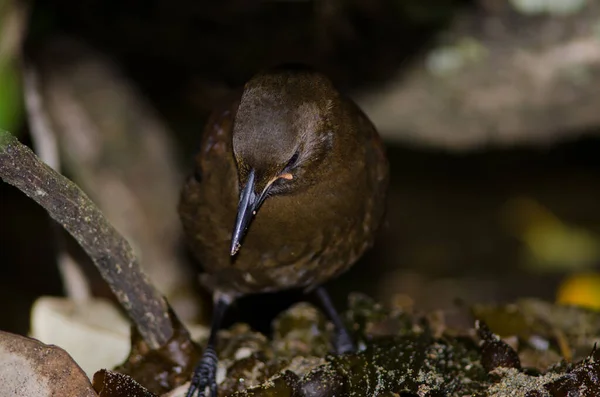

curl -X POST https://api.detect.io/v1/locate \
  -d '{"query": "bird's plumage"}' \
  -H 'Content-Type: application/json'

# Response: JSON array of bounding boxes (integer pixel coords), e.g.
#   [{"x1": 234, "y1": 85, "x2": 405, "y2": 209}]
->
[{"x1": 179, "y1": 68, "x2": 388, "y2": 297}]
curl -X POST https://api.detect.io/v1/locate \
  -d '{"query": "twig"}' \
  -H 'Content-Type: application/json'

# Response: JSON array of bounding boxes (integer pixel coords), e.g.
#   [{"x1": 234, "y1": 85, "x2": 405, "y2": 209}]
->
[{"x1": 0, "y1": 130, "x2": 173, "y2": 349}]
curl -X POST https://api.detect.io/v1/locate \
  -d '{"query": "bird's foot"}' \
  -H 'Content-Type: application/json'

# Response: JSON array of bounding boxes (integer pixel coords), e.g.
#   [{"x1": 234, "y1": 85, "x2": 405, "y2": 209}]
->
[
  {"x1": 186, "y1": 345, "x2": 219, "y2": 397},
  {"x1": 334, "y1": 326, "x2": 356, "y2": 355},
  {"x1": 313, "y1": 286, "x2": 356, "y2": 355}
]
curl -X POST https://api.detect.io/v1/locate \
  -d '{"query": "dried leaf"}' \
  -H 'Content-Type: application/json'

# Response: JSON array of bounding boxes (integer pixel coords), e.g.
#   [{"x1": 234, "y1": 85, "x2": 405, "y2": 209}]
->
[
  {"x1": 93, "y1": 369, "x2": 157, "y2": 397},
  {"x1": 30, "y1": 296, "x2": 131, "y2": 378}
]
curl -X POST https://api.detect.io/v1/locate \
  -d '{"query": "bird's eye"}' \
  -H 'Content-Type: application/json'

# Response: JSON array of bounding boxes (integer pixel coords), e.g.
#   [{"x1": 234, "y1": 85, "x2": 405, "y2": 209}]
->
[{"x1": 285, "y1": 150, "x2": 300, "y2": 170}]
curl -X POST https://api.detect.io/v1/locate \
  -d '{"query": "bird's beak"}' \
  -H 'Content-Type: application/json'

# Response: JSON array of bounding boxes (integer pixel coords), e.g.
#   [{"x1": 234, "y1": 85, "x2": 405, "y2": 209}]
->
[{"x1": 230, "y1": 169, "x2": 268, "y2": 256}]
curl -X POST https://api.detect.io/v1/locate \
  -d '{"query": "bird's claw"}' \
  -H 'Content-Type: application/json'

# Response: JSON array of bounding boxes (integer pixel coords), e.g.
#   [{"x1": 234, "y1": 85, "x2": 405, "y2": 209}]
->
[
  {"x1": 186, "y1": 345, "x2": 219, "y2": 397},
  {"x1": 334, "y1": 326, "x2": 356, "y2": 355}
]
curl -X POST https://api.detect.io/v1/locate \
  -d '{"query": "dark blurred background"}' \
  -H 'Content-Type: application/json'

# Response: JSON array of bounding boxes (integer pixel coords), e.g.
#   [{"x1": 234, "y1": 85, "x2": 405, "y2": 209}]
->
[{"x1": 2, "y1": 0, "x2": 600, "y2": 336}]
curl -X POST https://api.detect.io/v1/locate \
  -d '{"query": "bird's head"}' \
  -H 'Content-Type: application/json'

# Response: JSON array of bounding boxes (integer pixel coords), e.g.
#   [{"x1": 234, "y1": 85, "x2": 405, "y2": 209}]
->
[{"x1": 230, "y1": 68, "x2": 341, "y2": 255}]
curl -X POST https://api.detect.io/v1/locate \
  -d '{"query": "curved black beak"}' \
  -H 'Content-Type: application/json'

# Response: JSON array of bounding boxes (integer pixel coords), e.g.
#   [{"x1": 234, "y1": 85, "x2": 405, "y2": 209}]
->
[{"x1": 230, "y1": 169, "x2": 267, "y2": 256}]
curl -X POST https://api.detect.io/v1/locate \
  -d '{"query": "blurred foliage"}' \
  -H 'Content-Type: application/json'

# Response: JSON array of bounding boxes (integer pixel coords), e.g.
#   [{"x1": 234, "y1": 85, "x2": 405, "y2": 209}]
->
[
  {"x1": 502, "y1": 197, "x2": 600, "y2": 273},
  {"x1": 509, "y1": 0, "x2": 588, "y2": 16},
  {"x1": 0, "y1": 59, "x2": 23, "y2": 134},
  {"x1": 0, "y1": 0, "x2": 25, "y2": 135},
  {"x1": 557, "y1": 273, "x2": 600, "y2": 310}
]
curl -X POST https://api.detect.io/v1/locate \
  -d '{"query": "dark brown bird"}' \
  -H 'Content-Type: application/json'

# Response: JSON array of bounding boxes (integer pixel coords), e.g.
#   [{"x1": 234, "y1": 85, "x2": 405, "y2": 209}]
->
[{"x1": 179, "y1": 66, "x2": 388, "y2": 397}]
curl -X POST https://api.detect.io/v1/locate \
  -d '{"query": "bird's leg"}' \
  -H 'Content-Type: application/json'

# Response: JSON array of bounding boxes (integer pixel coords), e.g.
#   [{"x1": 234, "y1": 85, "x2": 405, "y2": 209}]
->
[
  {"x1": 314, "y1": 286, "x2": 356, "y2": 354},
  {"x1": 186, "y1": 292, "x2": 232, "y2": 397}
]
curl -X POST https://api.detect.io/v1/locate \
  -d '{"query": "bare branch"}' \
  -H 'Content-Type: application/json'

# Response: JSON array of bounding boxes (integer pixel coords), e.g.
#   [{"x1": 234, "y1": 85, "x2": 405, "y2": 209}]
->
[{"x1": 0, "y1": 130, "x2": 173, "y2": 349}]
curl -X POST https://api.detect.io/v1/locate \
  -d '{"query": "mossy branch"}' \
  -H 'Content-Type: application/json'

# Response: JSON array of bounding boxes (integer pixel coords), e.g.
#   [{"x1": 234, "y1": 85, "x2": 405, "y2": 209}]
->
[{"x1": 0, "y1": 130, "x2": 173, "y2": 349}]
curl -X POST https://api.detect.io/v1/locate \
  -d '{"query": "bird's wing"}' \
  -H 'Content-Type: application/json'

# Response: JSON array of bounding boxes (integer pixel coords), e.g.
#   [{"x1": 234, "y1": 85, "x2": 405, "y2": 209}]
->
[
  {"x1": 195, "y1": 93, "x2": 242, "y2": 183},
  {"x1": 345, "y1": 96, "x2": 390, "y2": 188},
  {"x1": 178, "y1": 92, "x2": 242, "y2": 277}
]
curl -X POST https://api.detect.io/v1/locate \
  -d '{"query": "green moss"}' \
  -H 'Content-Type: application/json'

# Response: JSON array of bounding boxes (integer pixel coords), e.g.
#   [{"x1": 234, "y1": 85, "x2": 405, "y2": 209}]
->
[
  {"x1": 219, "y1": 297, "x2": 600, "y2": 396},
  {"x1": 0, "y1": 128, "x2": 17, "y2": 152}
]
